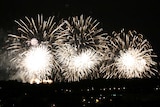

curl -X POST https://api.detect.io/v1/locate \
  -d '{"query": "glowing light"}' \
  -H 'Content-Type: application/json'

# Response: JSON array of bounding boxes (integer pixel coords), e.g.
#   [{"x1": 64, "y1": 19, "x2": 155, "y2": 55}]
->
[
  {"x1": 72, "y1": 50, "x2": 98, "y2": 72},
  {"x1": 120, "y1": 52, "x2": 136, "y2": 68},
  {"x1": 30, "y1": 78, "x2": 41, "y2": 84},
  {"x1": 95, "y1": 99, "x2": 99, "y2": 103},
  {"x1": 30, "y1": 78, "x2": 53, "y2": 84},
  {"x1": 42, "y1": 79, "x2": 53, "y2": 84},
  {"x1": 66, "y1": 48, "x2": 102, "y2": 82},
  {"x1": 23, "y1": 45, "x2": 52, "y2": 72},
  {"x1": 30, "y1": 38, "x2": 38, "y2": 46}
]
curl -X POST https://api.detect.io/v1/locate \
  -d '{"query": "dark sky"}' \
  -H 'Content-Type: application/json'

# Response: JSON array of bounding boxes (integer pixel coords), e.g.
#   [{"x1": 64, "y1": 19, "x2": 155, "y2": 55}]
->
[{"x1": 0, "y1": 0, "x2": 160, "y2": 58}]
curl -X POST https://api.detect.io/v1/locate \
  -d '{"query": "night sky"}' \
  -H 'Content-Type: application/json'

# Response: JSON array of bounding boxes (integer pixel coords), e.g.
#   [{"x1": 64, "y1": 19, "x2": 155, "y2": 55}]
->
[{"x1": 0, "y1": 0, "x2": 160, "y2": 59}]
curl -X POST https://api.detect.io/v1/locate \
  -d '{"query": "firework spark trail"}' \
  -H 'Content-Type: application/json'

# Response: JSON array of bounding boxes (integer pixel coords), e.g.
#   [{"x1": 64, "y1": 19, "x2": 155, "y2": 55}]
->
[
  {"x1": 55, "y1": 15, "x2": 108, "y2": 53},
  {"x1": 5, "y1": 14, "x2": 66, "y2": 83},
  {"x1": 54, "y1": 15, "x2": 109, "y2": 81},
  {"x1": 101, "y1": 29, "x2": 158, "y2": 78},
  {"x1": 7, "y1": 14, "x2": 66, "y2": 52}
]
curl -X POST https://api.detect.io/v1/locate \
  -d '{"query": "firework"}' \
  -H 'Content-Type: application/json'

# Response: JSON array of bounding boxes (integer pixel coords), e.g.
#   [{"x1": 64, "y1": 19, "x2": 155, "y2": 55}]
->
[
  {"x1": 5, "y1": 14, "x2": 65, "y2": 83},
  {"x1": 54, "y1": 15, "x2": 108, "y2": 81},
  {"x1": 101, "y1": 29, "x2": 158, "y2": 78}
]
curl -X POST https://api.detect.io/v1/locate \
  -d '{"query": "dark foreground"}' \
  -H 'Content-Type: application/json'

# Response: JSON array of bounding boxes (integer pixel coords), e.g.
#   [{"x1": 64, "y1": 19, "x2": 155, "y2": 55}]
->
[{"x1": 1, "y1": 78, "x2": 160, "y2": 107}]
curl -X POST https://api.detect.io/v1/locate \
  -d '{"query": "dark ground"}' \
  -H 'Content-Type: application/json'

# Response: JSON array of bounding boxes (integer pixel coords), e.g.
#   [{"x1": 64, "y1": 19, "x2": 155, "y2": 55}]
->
[
  {"x1": 0, "y1": 0, "x2": 160, "y2": 107},
  {"x1": 1, "y1": 78, "x2": 160, "y2": 107}
]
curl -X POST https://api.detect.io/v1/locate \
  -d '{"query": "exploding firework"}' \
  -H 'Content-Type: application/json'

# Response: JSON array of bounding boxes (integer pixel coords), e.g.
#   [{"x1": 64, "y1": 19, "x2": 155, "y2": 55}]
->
[
  {"x1": 5, "y1": 14, "x2": 65, "y2": 83},
  {"x1": 6, "y1": 14, "x2": 65, "y2": 52},
  {"x1": 54, "y1": 15, "x2": 108, "y2": 81},
  {"x1": 101, "y1": 29, "x2": 158, "y2": 78}
]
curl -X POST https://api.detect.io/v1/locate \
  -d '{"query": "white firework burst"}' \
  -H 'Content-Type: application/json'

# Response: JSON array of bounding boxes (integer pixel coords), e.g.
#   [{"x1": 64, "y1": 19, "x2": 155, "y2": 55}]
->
[
  {"x1": 5, "y1": 14, "x2": 66, "y2": 83},
  {"x1": 55, "y1": 44, "x2": 102, "y2": 82},
  {"x1": 54, "y1": 15, "x2": 109, "y2": 81},
  {"x1": 115, "y1": 48, "x2": 151, "y2": 78},
  {"x1": 101, "y1": 29, "x2": 158, "y2": 78}
]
